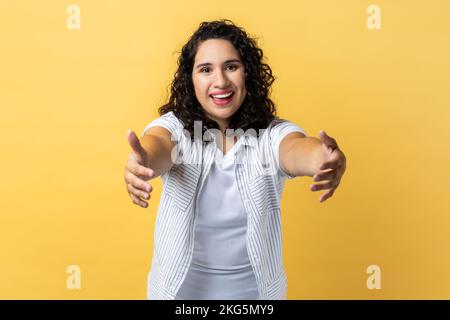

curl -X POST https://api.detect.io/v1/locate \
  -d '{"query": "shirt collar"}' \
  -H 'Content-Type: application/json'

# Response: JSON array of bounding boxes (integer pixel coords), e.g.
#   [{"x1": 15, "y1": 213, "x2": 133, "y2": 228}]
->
[{"x1": 203, "y1": 130, "x2": 257, "y2": 148}]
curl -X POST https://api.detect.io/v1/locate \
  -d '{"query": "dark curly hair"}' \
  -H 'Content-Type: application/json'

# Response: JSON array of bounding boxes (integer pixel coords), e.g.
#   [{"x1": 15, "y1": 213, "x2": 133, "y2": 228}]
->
[{"x1": 158, "y1": 19, "x2": 280, "y2": 140}]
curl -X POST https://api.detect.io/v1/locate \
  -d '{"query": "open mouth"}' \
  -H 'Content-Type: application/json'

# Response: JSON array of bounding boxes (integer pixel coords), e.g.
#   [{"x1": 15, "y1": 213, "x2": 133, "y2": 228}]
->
[{"x1": 209, "y1": 91, "x2": 235, "y2": 105}]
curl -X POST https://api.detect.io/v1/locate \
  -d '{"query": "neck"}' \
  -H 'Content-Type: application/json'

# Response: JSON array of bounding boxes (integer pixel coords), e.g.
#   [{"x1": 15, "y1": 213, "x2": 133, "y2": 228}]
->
[{"x1": 215, "y1": 120, "x2": 230, "y2": 134}]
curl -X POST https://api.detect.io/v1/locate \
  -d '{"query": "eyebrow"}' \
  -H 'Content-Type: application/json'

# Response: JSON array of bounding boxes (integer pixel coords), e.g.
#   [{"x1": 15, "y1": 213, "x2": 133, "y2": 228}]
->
[{"x1": 195, "y1": 59, "x2": 242, "y2": 69}]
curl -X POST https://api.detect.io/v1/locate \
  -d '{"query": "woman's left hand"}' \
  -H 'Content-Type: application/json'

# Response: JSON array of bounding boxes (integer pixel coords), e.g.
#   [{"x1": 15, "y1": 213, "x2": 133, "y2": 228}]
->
[{"x1": 310, "y1": 130, "x2": 347, "y2": 203}]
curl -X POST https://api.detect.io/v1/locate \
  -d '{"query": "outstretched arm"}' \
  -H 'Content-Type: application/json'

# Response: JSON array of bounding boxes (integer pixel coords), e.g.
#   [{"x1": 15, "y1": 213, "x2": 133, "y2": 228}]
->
[
  {"x1": 124, "y1": 127, "x2": 174, "y2": 208},
  {"x1": 280, "y1": 130, "x2": 346, "y2": 202}
]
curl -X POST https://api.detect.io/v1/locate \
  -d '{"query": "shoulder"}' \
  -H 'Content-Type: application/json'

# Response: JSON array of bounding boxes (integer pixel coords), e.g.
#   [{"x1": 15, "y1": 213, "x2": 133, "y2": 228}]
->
[
  {"x1": 267, "y1": 117, "x2": 307, "y2": 141},
  {"x1": 154, "y1": 111, "x2": 184, "y2": 129},
  {"x1": 142, "y1": 111, "x2": 184, "y2": 139}
]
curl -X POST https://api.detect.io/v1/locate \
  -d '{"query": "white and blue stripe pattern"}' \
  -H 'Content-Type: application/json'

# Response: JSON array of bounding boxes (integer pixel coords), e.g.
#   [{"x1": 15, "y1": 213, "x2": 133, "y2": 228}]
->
[{"x1": 142, "y1": 111, "x2": 306, "y2": 300}]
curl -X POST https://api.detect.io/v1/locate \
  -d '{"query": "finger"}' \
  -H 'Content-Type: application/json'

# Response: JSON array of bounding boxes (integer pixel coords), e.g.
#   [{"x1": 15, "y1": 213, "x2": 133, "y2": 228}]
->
[
  {"x1": 320, "y1": 188, "x2": 336, "y2": 203},
  {"x1": 130, "y1": 193, "x2": 148, "y2": 208},
  {"x1": 127, "y1": 183, "x2": 151, "y2": 201},
  {"x1": 125, "y1": 171, "x2": 153, "y2": 193},
  {"x1": 313, "y1": 169, "x2": 336, "y2": 182},
  {"x1": 126, "y1": 158, "x2": 154, "y2": 179},
  {"x1": 310, "y1": 180, "x2": 334, "y2": 192},
  {"x1": 127, "y1": 129, "x2": 148, "y2": 161},
  {"x1": 320, "y1": 161, "x2": 340, "y2": 170},
  {"x1": 318, "y1": 130, "x2": 338, "y2": 150}
]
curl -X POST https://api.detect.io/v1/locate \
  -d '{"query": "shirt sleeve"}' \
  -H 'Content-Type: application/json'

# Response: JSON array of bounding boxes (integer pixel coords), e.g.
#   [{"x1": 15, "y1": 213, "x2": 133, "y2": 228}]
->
[
  {"x1": 140, "y1": 111, "x2": 186, "y2": 182},
  {"x1": 141, "y1": 111, "x2": 183, "y2": 144},
  {"x1": 269, "y1": 119, "x2": 307, "y2": 179}
]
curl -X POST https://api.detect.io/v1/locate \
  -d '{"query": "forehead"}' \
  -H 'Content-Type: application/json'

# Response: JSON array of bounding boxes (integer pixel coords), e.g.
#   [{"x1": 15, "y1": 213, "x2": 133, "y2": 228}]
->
[{"x1": 194, "y1": 39, "x2": 241, "y2": 63}]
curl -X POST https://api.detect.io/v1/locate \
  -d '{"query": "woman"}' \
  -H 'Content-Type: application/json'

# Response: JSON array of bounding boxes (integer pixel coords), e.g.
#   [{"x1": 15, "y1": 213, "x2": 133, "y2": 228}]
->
[{"x1": 124, "y1": 19, "x2": 346, "y2": 300}]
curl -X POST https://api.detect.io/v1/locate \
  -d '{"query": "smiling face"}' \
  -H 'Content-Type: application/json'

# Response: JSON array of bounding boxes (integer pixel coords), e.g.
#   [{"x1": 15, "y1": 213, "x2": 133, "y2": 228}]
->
[{"x1": 192, "y1": 39, "x2": 247, "y2": 132}]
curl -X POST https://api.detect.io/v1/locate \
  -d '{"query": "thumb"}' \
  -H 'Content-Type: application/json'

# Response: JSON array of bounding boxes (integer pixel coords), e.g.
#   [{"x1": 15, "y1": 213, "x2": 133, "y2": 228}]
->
[
  {"x1": 126, "y1": 129, "x2": 148, "y2": 161},
  {"x1": 318, "y1": 130, "x2": 338, "y2": 151}
]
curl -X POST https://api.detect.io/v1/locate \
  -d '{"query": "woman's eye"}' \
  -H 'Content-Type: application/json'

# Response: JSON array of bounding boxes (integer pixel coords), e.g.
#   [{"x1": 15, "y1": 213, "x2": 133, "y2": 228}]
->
[{"x1": 200, "y1": 65, "x2": 237, "y2": 73}]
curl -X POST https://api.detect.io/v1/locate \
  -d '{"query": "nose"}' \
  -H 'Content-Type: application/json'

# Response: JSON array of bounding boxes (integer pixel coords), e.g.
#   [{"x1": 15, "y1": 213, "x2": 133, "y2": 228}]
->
[{"x1": 213, "y1": 69, "x2": 230, "y2": 88}]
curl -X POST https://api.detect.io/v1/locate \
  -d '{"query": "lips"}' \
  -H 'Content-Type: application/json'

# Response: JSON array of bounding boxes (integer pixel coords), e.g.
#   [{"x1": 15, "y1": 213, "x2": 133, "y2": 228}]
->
[
  {"x1": 210, "y1": 91, "x2": 235, "y2": 105},
  {"x1": 210, "y1": 89, "x2": 234, "y2": 96},
  {"x1": 209, "y1": 91, "x2": 234, "y2": 99}
]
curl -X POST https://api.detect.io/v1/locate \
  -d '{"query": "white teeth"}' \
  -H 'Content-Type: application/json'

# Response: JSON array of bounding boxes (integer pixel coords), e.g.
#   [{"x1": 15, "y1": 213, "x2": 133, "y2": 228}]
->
[{"x1": 211, "y1": 92, "x2": 233, "y2": 99}]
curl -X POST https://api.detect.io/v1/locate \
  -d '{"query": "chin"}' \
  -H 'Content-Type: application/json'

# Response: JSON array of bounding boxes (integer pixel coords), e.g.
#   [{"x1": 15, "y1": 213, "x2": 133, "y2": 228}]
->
[{"x1": 212, "y1": 105, "x2": 239, "y2": 116}]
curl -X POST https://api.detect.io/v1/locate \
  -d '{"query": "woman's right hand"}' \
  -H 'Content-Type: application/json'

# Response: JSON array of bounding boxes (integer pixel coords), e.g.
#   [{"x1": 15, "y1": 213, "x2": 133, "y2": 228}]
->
[{"x1": 124, "y1": 130, "x2": 155, "y2": 208}]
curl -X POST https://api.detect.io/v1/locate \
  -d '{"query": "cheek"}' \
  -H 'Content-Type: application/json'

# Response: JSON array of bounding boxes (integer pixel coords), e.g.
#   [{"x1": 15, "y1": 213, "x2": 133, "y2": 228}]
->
[
  {"x1": 193, "y1": 78, "x2": 209, "y2": 97},
  {"x1": 237, "y1": 79, "x2": 246, "y2": 96},
  {"x1": 234, "y1": 74, "x2": 246, "y2": 91}
]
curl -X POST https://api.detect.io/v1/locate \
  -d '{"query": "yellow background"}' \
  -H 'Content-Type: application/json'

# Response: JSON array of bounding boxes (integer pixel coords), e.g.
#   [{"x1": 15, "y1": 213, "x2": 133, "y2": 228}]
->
[{"x1": 1, "y1": 0, "x2": 449, "y2": 299}]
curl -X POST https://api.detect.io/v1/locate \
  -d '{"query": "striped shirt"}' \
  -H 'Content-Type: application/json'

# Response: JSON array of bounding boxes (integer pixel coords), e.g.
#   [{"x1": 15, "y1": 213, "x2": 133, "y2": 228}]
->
[{"x1": 141, "y1": 111, "x2": 307, "y2": 300}]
